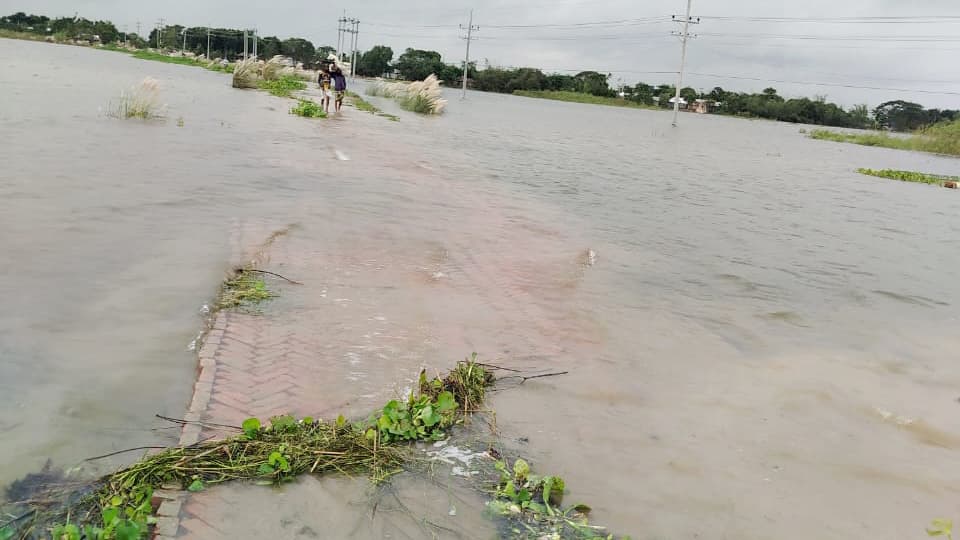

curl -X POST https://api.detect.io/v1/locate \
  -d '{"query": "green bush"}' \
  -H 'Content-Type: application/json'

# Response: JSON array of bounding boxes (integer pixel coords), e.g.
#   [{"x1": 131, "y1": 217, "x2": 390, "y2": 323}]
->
[
  {"x1": 290, "y1": 99, "x2": 326, "y2": 118},
  {"x1": 258, "y1": 75, "x2": 306, "y2": 98}
]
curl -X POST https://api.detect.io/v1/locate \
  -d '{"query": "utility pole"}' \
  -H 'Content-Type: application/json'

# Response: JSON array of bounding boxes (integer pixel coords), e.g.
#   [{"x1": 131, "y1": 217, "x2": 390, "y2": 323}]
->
[
  {"x1": 243, "y1": 29, "x2": 248, "y2": 61},
  {"x1": 136, "y1": 21, "x2": 141, "y2": 39},
  {"x1": 670, "y1": 0, "x2": 699, "y2": 127},
  {"x1": 337, "y1": 15, "x2": 347, "y2": 61},
  {"x1": 182, "y1": 28, "x2": 187, "y2": 55},
  {"x1": 206, "y1": 27, "x2": 211, "y2": 59},
  {"x1": 347, "y1": 19, "x2": 359, "y2": 78},
  {"x1": 155, "y1": 18, "x2": 165, "y2": 49},
  {"x1": 253, "y1": 29, "x2": 258, "y2": 59},
  {"x1": 460, "y1": 10, "x2": 479, "y2": 99}
]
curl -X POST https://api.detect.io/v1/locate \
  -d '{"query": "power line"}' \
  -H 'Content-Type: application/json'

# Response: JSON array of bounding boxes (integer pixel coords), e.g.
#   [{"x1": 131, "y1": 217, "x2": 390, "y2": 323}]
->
[
  {"x1": 686, "y1": 72, "x2": 960, "y2": 96},
  {"x1": 698, "y1": 32, "x2": 960, "y2": 42},
  {"x1": 698, "y1": 15, "x2": 960, "y2": 23}
]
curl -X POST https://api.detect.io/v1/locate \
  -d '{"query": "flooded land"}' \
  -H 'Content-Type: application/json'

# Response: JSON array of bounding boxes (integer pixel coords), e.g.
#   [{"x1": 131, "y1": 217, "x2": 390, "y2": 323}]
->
[{"x1": 1, "y1": 38, "x2": 959, "y2": 539}]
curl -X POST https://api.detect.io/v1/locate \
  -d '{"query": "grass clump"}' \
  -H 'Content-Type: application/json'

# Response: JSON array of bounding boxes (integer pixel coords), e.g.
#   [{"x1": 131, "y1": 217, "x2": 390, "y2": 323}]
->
[
  {"x1": 232, "y1": 57, "x2": 260, "y2": 89},
  {"x1": 108, "y1": 77, "x2": 163, "y2": 120},
  {"x1": 856, "y1": 168, "x2": 959, "y2": 186},
  {"x1": 130, "y1": 50, "x2": 200, "y2": 67},
  {"x1": 218, "y1": 269, "x2": 276, "y2": 309},
  {"x1": 366, "y1": 75, "x2": 447, "y2": 115},
  {"x1": 513, "y1": 90, "x2": 658, "y2": 111},
  {"x1": 290, "y1": 99, "x2": 326, "y2": 118},
  {"x1": 346, "y1": 91, "x2": 399, "y2": 121},
  {"x1": 258, "y1": 75, "x2": 306, "y2": 98},
  {"x1": 811, "y1": 119, "x2": 960, "y2": 156}
]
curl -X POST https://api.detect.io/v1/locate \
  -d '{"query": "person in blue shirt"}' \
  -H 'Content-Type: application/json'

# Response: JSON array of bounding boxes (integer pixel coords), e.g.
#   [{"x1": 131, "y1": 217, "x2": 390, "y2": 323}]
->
[{"x1": 330, "y1": 64, "x2": 347, "y2": 113}]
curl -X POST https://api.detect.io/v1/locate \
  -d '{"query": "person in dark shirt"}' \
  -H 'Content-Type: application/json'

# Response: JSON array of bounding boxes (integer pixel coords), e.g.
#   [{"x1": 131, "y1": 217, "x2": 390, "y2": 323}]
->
[{"x1": 330, "y1": 64, "x2": 347, "y2": 113}]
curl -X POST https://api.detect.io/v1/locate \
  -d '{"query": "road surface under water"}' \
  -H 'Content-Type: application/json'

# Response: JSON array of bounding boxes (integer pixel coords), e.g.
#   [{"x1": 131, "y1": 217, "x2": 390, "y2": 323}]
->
[{"x1": 2, "y1": 39, "x2": 960, "y2": 539}]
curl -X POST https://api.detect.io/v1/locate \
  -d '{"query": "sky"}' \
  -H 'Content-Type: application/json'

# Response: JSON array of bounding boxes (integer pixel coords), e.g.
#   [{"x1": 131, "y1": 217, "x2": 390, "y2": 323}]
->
[{"x1": 4, "y1": 0, "x2": 960, "y2": 108}]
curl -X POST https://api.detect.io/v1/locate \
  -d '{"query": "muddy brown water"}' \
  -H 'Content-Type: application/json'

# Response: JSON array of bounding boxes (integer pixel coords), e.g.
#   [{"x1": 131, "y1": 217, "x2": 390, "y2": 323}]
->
[{"x1": 2, "y1": 38, "x2": 960, "y2": 539}]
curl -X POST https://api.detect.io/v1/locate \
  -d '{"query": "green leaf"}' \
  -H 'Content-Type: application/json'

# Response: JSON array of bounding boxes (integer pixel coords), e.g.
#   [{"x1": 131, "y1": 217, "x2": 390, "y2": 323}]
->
[
  {"x1": 242, "y1": 417, "x2": 261, "y2": 438},
  {"x1": 102, "y1": 506, "x2": 120, "y2": 526},
  {"x1": 420, "y1": 405, "x2": 439, "y2": 427},
  {"x1": 542, "y1": 477, "x2": 555, "y2": 516},
  {"x1": 513, "y1": 458, "x2": 530, "y2": 482},
  {"x1": 928, "y1": 518, "x2": 954, "y2": 537},
  {"x1": 517, "y1": 488, "x2": 532, "y2": 503},
  {"x1": 258, "y1": 463, "x2": 275, "y2": 475},
  {"x1": 0, "y1": 526, "x2": 15, "y2": 540},
  {"x1": 365, "y1": 428, "x2": 377, "y2": 441},
  {"x1": 302, "y1": 416, "x2": 314, "y2": 425},
  {"x1": 435, "y1": 391, "x2": 457, "y2": 412},
  {"x1": 269, "y1": 415, "x2": 296, "y2": 430},
  {"x1": 187, "y1": 478, "x2": 205, "y2": 492},
  {"x1": 114, "y1": 520, "x2": 142, "y2": 540},
  {"x1": 336, "y1": 414, "x2": 347, "y2": 428},
  {"x1": 268, "y1": 451, "x2": 282, "y2": 466}
]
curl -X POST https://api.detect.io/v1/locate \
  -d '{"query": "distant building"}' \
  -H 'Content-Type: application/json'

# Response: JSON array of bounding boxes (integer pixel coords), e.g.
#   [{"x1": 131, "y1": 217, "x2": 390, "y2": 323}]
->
[{"x1": 692, "y1": 99, "x2": 721, "y2": 114}]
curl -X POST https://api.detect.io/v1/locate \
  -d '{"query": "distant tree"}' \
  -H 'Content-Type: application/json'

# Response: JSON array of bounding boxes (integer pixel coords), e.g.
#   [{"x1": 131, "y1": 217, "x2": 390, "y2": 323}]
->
[
  {"x1": 545, "y1": 73, "x2": 577, "y2": 91},
  {"x1": 395, "y1": 48, "x2": 444, "y2": 81},
  {"x1": 356, "y1": 45, "x2": 393, "y2": 77},
  {"x1": 574, "y1": 71, "x2": 612, "y2": 96},
  {"x1": 631, "y1": 83, "x2": 654, "y2": 105},
  {"x1": 679, "y1": 87, "x2": 698, "y2": 103},
  {"x1": 707, "y1": 86, "x2": 726, "y2": 101},
  {"x1": 281, "y1": 38, "x2": 315, "y2": 66},
  {"x1": 849, "y1": 104, "x2": 873, "y2": 129},
  {"x1": 873, "y1": 100, "x2": 927, "y2": 131},
  {"x1": 259, "y1": 36, "x2": 282, "y2": 59}
]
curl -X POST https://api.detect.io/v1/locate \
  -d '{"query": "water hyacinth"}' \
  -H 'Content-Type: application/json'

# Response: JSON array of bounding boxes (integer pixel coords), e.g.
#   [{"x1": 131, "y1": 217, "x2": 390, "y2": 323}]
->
[{"x1": 367, "y1": 74, "x2": 447, "y2": 115}]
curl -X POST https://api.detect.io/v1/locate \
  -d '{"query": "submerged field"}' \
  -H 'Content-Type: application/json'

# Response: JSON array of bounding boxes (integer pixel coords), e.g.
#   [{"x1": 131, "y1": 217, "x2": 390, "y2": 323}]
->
[{"x1": 811, "y1": 119, "x2": 960, "y2": 156}]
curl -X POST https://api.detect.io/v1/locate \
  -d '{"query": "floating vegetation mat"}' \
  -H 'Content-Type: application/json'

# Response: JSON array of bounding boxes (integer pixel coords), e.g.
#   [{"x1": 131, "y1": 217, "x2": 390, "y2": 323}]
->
[
  {"x1": 856, "y1": 168, "x2": 959, "y2": 187},
  {"x1": 2, "y1": 360, "x2": 623, "y2": 539}
]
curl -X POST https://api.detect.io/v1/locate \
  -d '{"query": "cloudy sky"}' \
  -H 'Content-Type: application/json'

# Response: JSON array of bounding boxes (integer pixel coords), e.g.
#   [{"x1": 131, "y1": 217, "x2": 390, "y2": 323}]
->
[{"x1": 6, "y1": 0, "x2": 960, "y2": 107}]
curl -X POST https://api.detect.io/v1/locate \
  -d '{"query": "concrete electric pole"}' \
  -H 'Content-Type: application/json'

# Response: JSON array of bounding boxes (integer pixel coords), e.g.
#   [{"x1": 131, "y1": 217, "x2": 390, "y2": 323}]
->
[
  {"x1": 155, "y1": 19, "x2": 165, "y2": 49},
  {"x1": 670, "y1": 0, "x2": 699, "y2": 127},
  {"x1": 460, "y1": 10, "x2": 479, "y2": 99},
  {"x1": 348, "y1": 19, "x2": 360, "y2": 78}
]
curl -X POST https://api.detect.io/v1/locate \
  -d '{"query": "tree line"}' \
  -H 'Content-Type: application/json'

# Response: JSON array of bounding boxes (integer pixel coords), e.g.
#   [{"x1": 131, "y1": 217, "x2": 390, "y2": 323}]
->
[{"x1": 5, "y1": 11, "x2": 955, "y2": 131}]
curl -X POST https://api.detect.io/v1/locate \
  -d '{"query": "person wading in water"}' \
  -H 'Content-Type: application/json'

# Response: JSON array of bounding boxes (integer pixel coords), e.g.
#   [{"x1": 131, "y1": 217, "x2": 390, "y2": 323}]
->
[
  {"x1": 318, "y1": 64, "x2": 332, "y2": 113},
  {"x1": 330, "y1": 63, "x2": 347, "y2": 113}
]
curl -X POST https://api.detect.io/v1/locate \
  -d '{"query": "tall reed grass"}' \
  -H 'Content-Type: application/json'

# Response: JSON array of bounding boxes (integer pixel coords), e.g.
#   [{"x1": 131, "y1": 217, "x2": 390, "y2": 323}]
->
[
  {"x1": 232, "y1": 58, "x2": 260, "y2": 89},
  {"x1": 108, "y1": 77, "x2": 163, "y2": 119},
  {"x1": 262, "y1": 55, "x2": 294, "y2": 81},
  {"x1": 367, "y1": 74, "x2": 447, "y2": 115}
]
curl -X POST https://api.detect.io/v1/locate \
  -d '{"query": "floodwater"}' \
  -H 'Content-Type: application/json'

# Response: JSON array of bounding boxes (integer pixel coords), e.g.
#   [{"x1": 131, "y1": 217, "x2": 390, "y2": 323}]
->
[{"x1": 2, "y1": 38, "x2": 960, "y2": 539}]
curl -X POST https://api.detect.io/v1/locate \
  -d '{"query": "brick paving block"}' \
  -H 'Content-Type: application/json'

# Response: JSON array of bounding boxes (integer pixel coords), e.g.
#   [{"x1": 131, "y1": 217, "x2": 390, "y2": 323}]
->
[
  {"x1": 157, "y1": 499, "x2": 183, "y2": 518},
  {"x1": 155, "y1": 516, "x2": 180, "y2": 537}
]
